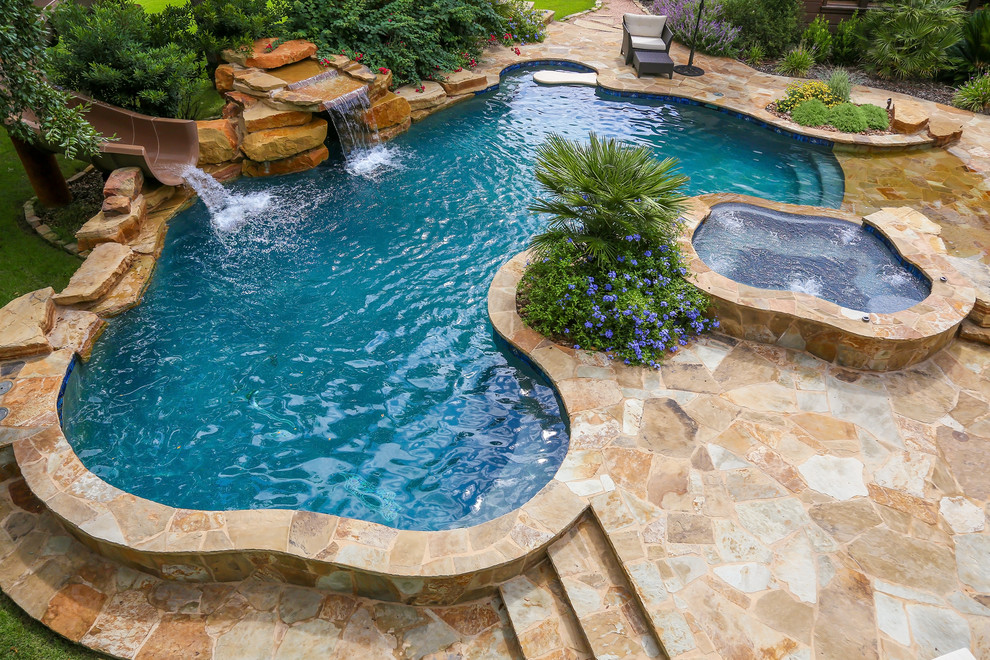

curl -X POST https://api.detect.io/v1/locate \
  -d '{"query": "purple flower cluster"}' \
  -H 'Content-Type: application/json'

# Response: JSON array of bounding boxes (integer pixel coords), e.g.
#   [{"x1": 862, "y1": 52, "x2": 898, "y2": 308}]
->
[
  {"x1": 530, "y1": 240, "x2": 718, "y2": 369},
  {"x1": 651, "y1": 0, "x2": 740, "y2": 57}
]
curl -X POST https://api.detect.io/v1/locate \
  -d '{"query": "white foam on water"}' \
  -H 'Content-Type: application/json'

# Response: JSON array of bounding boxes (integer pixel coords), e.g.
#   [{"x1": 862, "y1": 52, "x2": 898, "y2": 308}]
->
[
  {"x1": 838, "y1": 225, "x2": 860, "y2": 245},
  {"x1": 717, "y1": 210, "x2": 745, "y2": 232},
  {"x1": 788, "y1": 276, "x2": 824, "y2": 297},
  {"x1": 878, "y1": 264, "x2": 910, "y2": 287},
  {"x1": 345, "y1": 144, "x2": 404, "y2": 178},
  {"x1": 180, "y1": 165, "x2": 272, "y2": 233}
]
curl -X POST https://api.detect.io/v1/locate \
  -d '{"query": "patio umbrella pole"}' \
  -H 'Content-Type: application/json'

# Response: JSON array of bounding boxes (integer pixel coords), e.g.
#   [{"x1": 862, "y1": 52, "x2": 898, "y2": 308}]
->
[{"x1": 673, "y1": 0, "x2": 706, "y2": 77}]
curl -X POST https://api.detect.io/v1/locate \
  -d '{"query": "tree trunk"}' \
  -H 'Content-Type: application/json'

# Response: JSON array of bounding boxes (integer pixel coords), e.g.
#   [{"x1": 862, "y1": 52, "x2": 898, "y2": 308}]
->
[{"x1": 10, "y1": 135, "x2": 72, "y2": 208}]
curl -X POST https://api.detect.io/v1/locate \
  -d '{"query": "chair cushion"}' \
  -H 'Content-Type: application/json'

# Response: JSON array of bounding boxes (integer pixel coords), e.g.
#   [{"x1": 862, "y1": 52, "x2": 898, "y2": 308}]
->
[
  {"x1": 624, "y1": 14, "x2": 666, "y2": 37},
  {"x1": 630, "y1": 35, "x2": 667, "y2": 50}
]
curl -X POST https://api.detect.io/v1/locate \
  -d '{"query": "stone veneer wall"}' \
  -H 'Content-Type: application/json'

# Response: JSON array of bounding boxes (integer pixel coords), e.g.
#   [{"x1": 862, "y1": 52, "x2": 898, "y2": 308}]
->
[{"x1": 679, "y1": 194, "x2": 976, "y2": 371}]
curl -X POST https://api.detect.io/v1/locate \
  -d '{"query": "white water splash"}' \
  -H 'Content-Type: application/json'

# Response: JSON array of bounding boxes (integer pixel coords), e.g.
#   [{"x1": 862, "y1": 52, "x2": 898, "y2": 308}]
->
[
  {"x1": 180, "y1": 166, "x2": 271, "y2": 232},
  {"x1": 788, "y1": 276, "x2": 824, "y2": 297},
  {"x1": 345, "y1": 144, "x2": 403, "y2": 178},
  {"x1": 878, "y1": 264, "x2": 910, "y2": 286},
  {"x1": 838, "y1": 225, "x2": 860, "y2": 245},
  {"x1": 323, "y1": 87, "x2": 401, "y2": 178},
  {"x1": 717, "y1": 210, "x2": 745, "y2": 232}
]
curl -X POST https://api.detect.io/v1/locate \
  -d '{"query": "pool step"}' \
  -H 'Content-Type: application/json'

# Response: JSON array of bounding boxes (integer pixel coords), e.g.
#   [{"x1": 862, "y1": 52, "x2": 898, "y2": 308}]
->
[
  {"x1": 547, "y1": 514, "x2": 665, "y2": 658},
  {"x1": 807, "y1": 147, "x2": 846, "y2": 208},
  {"x1": 500, "y1": 560, "x2": 594, "y2": 658}
]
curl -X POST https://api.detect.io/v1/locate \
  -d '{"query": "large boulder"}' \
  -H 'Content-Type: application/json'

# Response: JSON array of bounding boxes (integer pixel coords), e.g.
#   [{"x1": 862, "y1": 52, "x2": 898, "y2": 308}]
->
[
  {"x1": 104, "y1": 167, "x2": 143, "y2": 200},
  {"x1": 197, "y1": 119, "x2": 241, "y2": 165},
  {"x1": 233, "y1": 69, "x2": 287, "y2": 94},
  {"x1": 439, "y1": 70, "x2": 489, "y2": 95},
  {"x1": 242, "y1": 145, "x2": 329, "y2": 177},
  {"x1": 241, "y1": 119, "x2": 328, "y2": 162},
  {"x1": 927, "y1": 118, "x2": 963, "y2": 147},
  {"x1": 0, "y1": 288, "x2": 55, "y2": 360},
  {"x1": 891, "y1": 102, "x2": 929, "y2": 134},
  {"x1": 395, "y1": 82, "x2": 447, "y2": 111},
  {"x1": 53, "y1": 243, "x2": 135, "y2": 305},
  {"x1": 243, "y1": 103, "x2": 312, "y2": 132},
  {"x1": 215, "y1": 64, "x2": 235, "y2": 92},
  {"x1": 363, "y1": 92, "x2": 411, "y2": 131},
  {"x1": 76, "y1": 195, "x2": 147, "y2": 251},
  {"x1": 224, "y1": 39, "x2": 317, "y2": 70}
]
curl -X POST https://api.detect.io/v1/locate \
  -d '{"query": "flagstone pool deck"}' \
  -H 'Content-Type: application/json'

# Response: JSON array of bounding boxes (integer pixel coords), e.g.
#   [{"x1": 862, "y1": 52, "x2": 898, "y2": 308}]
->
[{"x1": 0, "y1": 16, "x2": 989, "y2": 660}]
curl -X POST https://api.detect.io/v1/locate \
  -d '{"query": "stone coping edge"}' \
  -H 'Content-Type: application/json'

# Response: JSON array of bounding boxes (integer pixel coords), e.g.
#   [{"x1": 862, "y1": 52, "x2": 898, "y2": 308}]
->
[
  {"x1": 482, "y1": 58, "x2": 935, "y2": 152},
  {"x1": 11, "y1": 312, "x2": 588, "y2": 605},
  {"x1": 679, "y1": 193, "x2": 976, "y2": 370}
]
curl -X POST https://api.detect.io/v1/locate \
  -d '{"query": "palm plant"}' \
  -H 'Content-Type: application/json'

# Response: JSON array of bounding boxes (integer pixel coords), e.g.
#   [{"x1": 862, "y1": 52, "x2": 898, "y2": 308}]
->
[
  {"x1": 860, "y1": 0, "x2": 965, "y2": 80},
  {"x1": 528, "y1": 133, "x2": 688, "y2": 264},
  {"x1": 948, "y1": 8, "x2": 990, "y2": 83}
]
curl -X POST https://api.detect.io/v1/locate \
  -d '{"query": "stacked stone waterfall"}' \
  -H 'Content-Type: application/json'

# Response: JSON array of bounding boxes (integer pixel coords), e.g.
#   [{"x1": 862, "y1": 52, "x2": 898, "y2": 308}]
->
[{"x1": 196, "y1": 38, "x2": 496, "y2": 180}]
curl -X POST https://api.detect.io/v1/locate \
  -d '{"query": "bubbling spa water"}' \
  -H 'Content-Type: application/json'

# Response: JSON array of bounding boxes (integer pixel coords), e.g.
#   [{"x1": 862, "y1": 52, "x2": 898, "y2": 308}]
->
[
  {"x1": 692, "y1": 203, "x2": 931, "y2": 313},
  {"x1": 62, "y1": 69, "x2": 845, "y2": 531}
]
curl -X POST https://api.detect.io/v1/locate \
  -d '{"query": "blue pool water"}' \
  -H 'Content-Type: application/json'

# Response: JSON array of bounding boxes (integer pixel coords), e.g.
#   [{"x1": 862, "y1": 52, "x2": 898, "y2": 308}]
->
[
  {"x1": 62, "y1": 68, "x2": 845, "y2": 530},
  {"x1": 692, "y1": 203, "x2": 930, "y2": 313}
]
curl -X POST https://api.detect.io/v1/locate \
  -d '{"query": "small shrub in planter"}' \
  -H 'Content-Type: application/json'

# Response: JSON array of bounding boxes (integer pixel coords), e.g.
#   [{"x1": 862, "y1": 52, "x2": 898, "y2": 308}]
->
[
  {"x1": 860, "y1": 103, "x2": 890, "y2": 129},
  {"x1": 776, "y1": 47, "x2": 815, "y2": 77},
  {"x1": 776, "y1": 80, "x2": 842, "y2": 112},
  {"x1": 824, "y1": 67, "x2": 852, "y2": 102},
  {"x1": 953, "y1": 73, "x2": 990, "y2": 112},
  {"x1": 521, "y1": 133, "x2": 716, "y2": 368},
  {"x1": 791, "y1": 98, "x2": 830, "y2": 126},
  {"x1": 828, "y1": 102, "x2": 869, "y2": 132}
]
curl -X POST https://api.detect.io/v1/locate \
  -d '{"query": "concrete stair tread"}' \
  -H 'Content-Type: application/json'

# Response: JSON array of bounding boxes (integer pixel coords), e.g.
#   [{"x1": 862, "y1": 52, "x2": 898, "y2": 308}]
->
[
  {"x1": 547, "y1": 516, "x2": 662, "y2": 658},
  {"x1": 500, "y1": 562, "x2": 593, "y2": 659}
]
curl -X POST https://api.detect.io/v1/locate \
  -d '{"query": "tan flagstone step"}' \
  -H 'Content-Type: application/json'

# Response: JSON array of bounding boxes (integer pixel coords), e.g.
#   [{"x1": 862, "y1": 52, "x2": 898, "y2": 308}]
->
[
  {"x1": 0, "y1": 443, "x2": 523, "y2": 659},
  {"x1": 500, "y1": 560, "x2": 593, "y2": 659},
  {"x1": 547, "y1": 514, "x2": 663, "y2": 658}
]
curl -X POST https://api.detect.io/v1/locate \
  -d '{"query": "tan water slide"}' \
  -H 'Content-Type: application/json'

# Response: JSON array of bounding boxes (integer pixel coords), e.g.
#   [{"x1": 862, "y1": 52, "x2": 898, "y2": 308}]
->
[{"x1": 24, "y1": 92, "x2": 199, "y2": 186}]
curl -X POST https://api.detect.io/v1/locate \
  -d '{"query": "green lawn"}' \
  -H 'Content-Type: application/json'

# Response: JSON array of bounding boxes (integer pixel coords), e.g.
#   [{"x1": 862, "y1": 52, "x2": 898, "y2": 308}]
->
[
  {"x1": 135, "y1": 0, "x2": 188, "y2": 12},
  {"x1": 0, "y1": 131, "x2": 85, "y2": 307},
  {"x1": 533, "y1": 0, "x2": 596, "y2": 19}
]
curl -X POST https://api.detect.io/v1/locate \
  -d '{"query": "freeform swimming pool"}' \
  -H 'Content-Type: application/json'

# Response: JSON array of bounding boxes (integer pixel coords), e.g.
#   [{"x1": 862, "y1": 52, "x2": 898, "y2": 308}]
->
[{"x1": 61, "y1": 68, "x2": 845, "y2": 531}]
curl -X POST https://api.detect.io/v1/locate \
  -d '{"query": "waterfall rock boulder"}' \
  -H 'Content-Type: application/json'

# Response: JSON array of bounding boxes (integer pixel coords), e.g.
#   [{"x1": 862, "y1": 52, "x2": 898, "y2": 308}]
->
[
  {"x1": 224, "y1": 39, "x2": 318, "y2": 70},
  {"x1": 0, "y1": 288, "x2": 55, "y2": 360},
  {"x1": 104, "y1": 167, "x2": 143, "y2": 201},
  {"x1": 341, "y1": 62, "x2": 376, "y2": 83},
  {"x1": 377, "y1": 116, "x2": 412, "y2": 142},
  {"x1": 395, "y1": 82, "x2": 447, "y2": 111},
  {"x1": 76, "y1": 195, "x2": 148, "y2": 252},
  {"x1": 101, "y1": 196, "x2": 131, "y2": 218},
  {"x1": 243, "y1": 104, "x2": 312, "y2": 132},
  {"x1": 224, "y1": 92, "x2": 260, "y2": 110},
  {"x1": 54, "y1": 243, "x2": 135, "y2": 306},
  {"x1": 369, "y1": 70, "x2": 393, "y2": 101},
  {"x1": 215, "y1": 64, "x2": 235, "y2": 92},
  {"x1": 271, "y1": 76, "x2": 367, "y2": 113},
  {"x1": 233, "y1": 70, "x2": 287, "y2": 94},
  {"x1": 241, "y1": 119, "x2": 328, "y2": 162},
  {"x1": 242, "y1": 145, "x2": 329, "y2": 177},
  {"x1": 197, "y1": 119, "x2": 241, "y2": 165},
  {"x1": 439, "y1": 70, "x2": 490, "y2": 95},
  {"x1": 202, "y1": 162, "x2": 243, "y2": 184},
  {"x1": 364, "y1": 93, "x2": 411, "y2": 131}
]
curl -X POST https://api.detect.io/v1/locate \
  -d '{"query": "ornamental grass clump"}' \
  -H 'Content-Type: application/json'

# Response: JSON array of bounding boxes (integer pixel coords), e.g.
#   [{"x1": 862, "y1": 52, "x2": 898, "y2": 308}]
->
[
  {"x1": 953, "y1": 73, "x2": 990, "y2": 112},
  {"x1": 520, "y1": 134, "x2": 716, "y2": 368}
]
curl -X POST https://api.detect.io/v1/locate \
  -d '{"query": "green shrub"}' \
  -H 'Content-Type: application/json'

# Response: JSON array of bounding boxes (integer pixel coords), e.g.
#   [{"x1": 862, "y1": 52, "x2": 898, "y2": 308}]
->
[
  {"x1": 952, "y1": 73, "x2": 990, "y2": 112},
  {"x1": 828, "y1": 102, "x2": 868, "y2": 132},
  {"x1": 791, "y1": 98, "x2": 830, "y2": 126},
  {"x1": 776, "y1": 80, "x2": 842, "y2": 112},
  {"x1": 947, "y1": 8, "x2": 990, "y2": 83},
  {"x1": 287, "y1": 0, "x2": 545, "y2": 85},
  {"x1": 831, "y1": 13, "x2": 864, "y2": 66},
  {"x1": 860, "y1": 103, "x2": 890, "y2": 129},
  {"x1": 528, "y1": 133, "x2": 688, "y2": 262},
  {"x1": 776, "y1": 47, "x2": 815, "y2": 76},
  {"x1": 48, "y1": 0, "x2": 204, "y2": 118},
  {"x1": 801, "y1": 16, "x2": 832, "y2": 62},
  {"x1": 743, "y1": 43, "x2": 766, "y2": 65},
  {"x1": 860, "y1": 0, "x2": 965, "y2": 80},
  {"x1": 188, "y1": 0, "x2": 289, "y2": 70},
  {"x1": 721, "y1": 0, "x2": 802, "y2": 57},
  {"x1": 825, "y1": 67, "x2": 851, "y2": 102}
]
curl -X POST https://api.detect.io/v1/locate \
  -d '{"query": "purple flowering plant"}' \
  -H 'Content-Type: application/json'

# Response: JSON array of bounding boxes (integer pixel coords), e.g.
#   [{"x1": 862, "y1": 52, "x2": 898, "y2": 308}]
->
[
  {"x1": 520, "y1": 133, "x2": 716, "y2": 368},
  {"x1": 651, "y1": 0, "x2": 740, "y2": 57}
]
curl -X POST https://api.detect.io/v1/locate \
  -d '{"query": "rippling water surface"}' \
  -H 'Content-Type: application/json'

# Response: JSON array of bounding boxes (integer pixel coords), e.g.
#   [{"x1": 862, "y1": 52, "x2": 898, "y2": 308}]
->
[{"x1": 62, "y1": 69, "x2": 844, "y2": 530}]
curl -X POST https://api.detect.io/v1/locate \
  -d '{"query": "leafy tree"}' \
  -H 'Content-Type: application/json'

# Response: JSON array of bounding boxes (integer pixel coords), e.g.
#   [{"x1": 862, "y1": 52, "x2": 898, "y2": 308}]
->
[
  {"x1": 0, "y1": 0, "x2": 101, "y2": 206},
  {"x1": 860, "y1": 0, "x2": 965, "y2": 79},
  {"x1": 48, "y1": 0, "x2": 204, "y2": 118},
  {"x1": 528, "y1": 133, "x2": 687, "y2": 264}
]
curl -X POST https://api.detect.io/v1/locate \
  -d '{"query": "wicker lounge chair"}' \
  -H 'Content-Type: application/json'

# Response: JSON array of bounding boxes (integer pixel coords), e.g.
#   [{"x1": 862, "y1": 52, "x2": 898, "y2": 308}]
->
[{"x1": 621, "y1": 14, "x2": 673, "y2": 65}]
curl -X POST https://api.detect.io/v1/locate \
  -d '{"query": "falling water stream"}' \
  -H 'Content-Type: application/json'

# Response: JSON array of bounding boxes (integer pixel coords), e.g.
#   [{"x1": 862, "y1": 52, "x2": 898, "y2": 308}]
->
[
  {"x1": 323, "y1": 87, "x2": 399, "y2": 177},
  {"x1": 179, "y1": 166, "x2": 271, "y2": 232}
]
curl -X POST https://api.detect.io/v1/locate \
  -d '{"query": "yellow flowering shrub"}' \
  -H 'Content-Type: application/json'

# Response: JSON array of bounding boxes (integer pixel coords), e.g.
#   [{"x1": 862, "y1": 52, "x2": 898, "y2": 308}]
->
[{"x1": 776, "y1": 81, "x2": 843, "y2": 113}]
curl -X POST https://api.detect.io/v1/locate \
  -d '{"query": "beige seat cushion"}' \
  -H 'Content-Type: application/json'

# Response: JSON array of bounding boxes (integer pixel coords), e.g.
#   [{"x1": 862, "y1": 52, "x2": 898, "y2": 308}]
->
[
  {"x1": 624, "y1": 14, "x2": 666, "y2": 36},
  {"x1": 630, "y1": 35, "x2": 667, "y2": 50}
]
